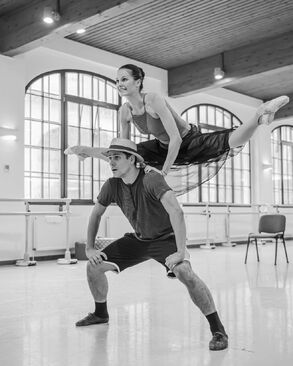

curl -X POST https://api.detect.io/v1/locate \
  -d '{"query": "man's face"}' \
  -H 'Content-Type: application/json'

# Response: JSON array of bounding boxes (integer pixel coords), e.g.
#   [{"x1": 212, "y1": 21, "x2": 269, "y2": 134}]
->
[{"x1": 107, "y1": 151, "x2": 133, "y2": 178}]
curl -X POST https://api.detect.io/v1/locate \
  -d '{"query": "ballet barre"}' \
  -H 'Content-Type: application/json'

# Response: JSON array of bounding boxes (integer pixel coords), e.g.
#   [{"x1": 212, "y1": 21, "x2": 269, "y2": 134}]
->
[
  {"x1": 183, "y1": 203, "x2": 263, "y2": 249},
  {"x1": 0, "y1": 198, "x2": 75, "y2": 266}
]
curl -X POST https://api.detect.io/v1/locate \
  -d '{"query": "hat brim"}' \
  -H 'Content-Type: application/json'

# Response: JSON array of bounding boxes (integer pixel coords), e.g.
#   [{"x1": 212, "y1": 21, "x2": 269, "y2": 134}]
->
[{"x1": 101, "y1": 148, "x2": 144, "y2": 163}]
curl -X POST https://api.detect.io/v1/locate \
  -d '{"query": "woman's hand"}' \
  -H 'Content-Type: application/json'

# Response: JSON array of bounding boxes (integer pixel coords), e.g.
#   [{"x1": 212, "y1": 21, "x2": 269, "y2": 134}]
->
[
  {"x1": 65, "y1": 146, "x2": 91, "y2": 161},
  {"x1": 144, "y1": 165, "x2": 167, "y2": 176}
]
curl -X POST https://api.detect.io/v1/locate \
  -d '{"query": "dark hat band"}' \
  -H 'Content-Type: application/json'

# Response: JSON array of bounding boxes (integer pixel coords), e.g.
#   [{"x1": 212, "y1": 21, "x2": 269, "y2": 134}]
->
[{"x1": 107, "y1": 144, "x2": 138, "y2": 154}]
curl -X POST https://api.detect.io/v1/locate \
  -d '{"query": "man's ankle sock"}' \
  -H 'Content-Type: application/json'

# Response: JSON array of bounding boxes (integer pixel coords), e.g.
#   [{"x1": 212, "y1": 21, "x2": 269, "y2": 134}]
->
[
  {"x1": 94, "y1": 301, "x2": 109, "y2": 318},
  {"x1": 206, "y1": 311, "x2": 226, "y2": 335}
]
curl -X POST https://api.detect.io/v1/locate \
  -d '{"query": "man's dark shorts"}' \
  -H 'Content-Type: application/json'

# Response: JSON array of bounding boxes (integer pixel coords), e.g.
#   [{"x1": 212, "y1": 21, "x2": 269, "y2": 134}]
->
[{"x1": 100, "y1": 233, "x2": 188, "y2": 278}]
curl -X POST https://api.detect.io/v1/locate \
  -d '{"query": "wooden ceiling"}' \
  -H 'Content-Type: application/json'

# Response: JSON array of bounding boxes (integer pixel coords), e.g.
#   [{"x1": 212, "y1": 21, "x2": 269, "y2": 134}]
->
[{"x1": 1, "y1": 0, "x2": 293, "y2": 117}]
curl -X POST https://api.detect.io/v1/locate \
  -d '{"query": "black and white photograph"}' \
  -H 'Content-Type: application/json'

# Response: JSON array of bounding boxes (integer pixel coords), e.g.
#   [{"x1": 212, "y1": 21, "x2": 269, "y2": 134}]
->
[{"x1": 0, "y1": 1, "x2": 293, "y2": 365}]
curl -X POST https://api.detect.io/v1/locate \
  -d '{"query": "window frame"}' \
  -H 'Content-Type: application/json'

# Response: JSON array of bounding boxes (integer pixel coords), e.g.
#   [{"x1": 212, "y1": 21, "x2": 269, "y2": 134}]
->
[
  {"x1": 25, "y1": 69, "x2": 121, "y2": 204},
  {"x1": 271, "y1": 125, "x2": 293, "y2": 205}
]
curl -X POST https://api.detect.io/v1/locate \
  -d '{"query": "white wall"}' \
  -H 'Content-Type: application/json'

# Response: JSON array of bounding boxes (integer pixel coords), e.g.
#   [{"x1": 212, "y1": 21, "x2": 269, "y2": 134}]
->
[
  {"x1": 0, "y1": 39, "x2": 292, "y2": 262},
  {"x1": 0, "y1": 55, "x2": 25, "y2": 198},
  {"x1": 19, "y1": 37, "x2": 168, "y2": 96}
]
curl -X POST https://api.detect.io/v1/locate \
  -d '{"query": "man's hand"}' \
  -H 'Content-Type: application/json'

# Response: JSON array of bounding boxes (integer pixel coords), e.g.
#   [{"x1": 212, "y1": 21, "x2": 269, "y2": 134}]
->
[
  {"x1": 86, "y1": 247, "x2": 107, "y2": 265},
  {"x1": 165, "y1": 251, "x2": 185, "y2": 270}
]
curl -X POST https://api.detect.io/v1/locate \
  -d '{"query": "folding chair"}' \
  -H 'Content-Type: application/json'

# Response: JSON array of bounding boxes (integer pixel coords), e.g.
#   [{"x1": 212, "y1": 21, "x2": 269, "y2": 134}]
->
[{"x1": 245, "y1": 214, "x2": 289, "y2": 265}]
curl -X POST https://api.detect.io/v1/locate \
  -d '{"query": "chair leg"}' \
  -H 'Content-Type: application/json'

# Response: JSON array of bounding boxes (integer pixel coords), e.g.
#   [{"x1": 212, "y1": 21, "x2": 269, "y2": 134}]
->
[
  {"x1": 255, "y1": 238, "x2": 260, "y2": 262},
  {"x1": 282, "y1": 237, "x2": 289, "y2": 263},
  {"x1": 245, "y1": 237, "x2": 250, "y2": 264},
  {"x1": 274, "y1": 238, "x2": 278, "y2": 265}
]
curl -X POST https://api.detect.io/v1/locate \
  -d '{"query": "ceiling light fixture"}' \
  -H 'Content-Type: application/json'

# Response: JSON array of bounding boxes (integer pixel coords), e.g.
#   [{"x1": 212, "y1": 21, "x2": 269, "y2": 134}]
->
[
  {"x1": 43, "y1": 1, "x2": 61, "y2": 24},
  {"x1": 76, "y1": 28, "x2": 86, "y2": 34},
  {"x1": 214, "y1": 67, "x2": 225, "y2": 80},
  {"x1": 0, "y1": 127, "x2": 18, "y2": 141},
  {"x1": 214, "y1": 53, "x2": 225, "y2": 80},
  {"x1": 262, "y1": 162, "x2": 273, "y2": 170}
]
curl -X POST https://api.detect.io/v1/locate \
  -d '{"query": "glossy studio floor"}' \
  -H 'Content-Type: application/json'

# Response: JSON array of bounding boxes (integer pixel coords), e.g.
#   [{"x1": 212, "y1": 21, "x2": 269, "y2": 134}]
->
[{"x1": 0, "y1": 242, "x2": 292, "y2": 366}]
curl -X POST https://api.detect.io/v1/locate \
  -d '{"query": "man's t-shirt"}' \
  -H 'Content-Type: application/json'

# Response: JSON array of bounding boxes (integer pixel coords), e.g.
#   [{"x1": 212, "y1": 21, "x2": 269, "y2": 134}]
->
[{"x1": 97, "y1": 169, "x2": 173, "y2": 241}]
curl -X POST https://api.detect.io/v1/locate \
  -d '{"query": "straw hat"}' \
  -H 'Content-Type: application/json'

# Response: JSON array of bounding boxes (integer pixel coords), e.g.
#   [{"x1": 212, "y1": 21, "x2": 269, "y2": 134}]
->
[
  {"x1": 65, "y1": 138, "x2": 144, "y2": 163},
  {"x1": 102, "y1": 138, "x2": 144, "y2": 162}
]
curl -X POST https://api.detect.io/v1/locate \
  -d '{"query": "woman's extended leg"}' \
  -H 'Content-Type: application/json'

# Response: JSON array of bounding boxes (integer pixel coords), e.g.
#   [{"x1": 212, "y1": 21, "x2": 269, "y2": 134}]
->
[{"x1": 228, "y1": 95, "x2": 289, "y2": 148}]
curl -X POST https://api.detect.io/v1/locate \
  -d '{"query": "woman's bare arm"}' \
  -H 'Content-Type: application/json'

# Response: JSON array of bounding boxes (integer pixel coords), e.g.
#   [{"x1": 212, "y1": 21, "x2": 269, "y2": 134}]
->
[
  {"x1": 146, "y1": 93, "x2": 182, "y2": 175},
  {"x1": 119, "y1": 103, "x2": 131, "y2": 139}
]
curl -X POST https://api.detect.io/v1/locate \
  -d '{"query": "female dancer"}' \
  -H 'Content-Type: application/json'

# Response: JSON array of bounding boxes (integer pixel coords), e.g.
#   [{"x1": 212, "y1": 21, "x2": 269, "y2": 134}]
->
[{"x1": 67, "y1": 64, "x2": 289, "y2": 195}]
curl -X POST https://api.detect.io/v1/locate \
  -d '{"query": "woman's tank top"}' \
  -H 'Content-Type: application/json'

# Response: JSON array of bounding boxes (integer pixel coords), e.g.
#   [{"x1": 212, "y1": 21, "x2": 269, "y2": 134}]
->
[{"x1": 129, "y1": 94, "x2": 190, "y2": 144}]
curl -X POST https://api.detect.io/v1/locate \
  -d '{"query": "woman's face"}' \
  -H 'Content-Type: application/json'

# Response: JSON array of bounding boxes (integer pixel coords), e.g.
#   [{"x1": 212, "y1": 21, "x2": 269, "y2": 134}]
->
[{"x1": 116, "y1": 68, "x2": 141, "y2": 97}]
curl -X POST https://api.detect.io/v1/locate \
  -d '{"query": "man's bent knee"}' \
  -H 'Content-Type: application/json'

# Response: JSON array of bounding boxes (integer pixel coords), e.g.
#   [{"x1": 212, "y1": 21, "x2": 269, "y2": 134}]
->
[
  {"x1": 173, "y1": 261, "x2": 193, "y2": 282},
  {"x1": 86, "y1": 260, "x2": 117, "y2": 276}
]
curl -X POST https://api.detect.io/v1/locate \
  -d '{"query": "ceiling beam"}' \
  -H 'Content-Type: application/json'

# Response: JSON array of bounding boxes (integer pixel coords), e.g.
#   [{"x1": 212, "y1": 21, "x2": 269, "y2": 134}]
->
[
  {"x1": 168, "y1": 31, "x2": 293, "y2": 98},
  {"x1": 0, "y1": 0, "x2": 153, "y2": 56}
]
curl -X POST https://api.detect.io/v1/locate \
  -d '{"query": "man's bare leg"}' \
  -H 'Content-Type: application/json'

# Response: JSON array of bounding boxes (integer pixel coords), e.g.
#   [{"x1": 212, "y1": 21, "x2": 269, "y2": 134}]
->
[
  {"x1": 76, "y1": 261, "x2": 116, "y2": 326},
  {"x1": 173, "y1": 261, "x2": 228, "y2": 351}
]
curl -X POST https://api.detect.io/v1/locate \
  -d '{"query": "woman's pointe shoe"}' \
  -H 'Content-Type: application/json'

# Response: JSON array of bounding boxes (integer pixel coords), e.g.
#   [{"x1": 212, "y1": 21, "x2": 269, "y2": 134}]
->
[{"x1": 257, "y1": 95, "x2": 289, "y2": 125}]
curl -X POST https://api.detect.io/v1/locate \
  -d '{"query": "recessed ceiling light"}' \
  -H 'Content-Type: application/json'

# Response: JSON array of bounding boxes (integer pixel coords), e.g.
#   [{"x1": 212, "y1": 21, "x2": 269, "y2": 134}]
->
[{"x1": 76, "y1": 28, "x2": 86, "y2": 34}]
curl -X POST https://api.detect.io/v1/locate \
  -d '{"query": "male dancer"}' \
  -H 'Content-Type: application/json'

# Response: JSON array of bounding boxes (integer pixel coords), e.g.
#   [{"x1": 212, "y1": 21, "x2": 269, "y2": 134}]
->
[{"x1": 73, "y1": 138, "x2": 228, "y2": 351}]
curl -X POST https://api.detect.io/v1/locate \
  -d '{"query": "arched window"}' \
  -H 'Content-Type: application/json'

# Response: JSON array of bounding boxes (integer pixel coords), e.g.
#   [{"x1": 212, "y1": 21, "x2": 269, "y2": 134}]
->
[
  {"x1": 181, "y1": 104, "x2": 251, "y2": 204},
  {"x1": 271, "y1": 126, "x2": 293, "y2": 204},
  {"x1": 25, "y1": 70, "x2": 121, "y2": 201}
]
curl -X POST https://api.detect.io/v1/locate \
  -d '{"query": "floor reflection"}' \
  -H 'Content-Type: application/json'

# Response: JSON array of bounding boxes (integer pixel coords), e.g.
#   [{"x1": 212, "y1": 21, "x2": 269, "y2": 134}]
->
[{"x1": 0, "y1": 244, "x2": 293, "y2": 366}]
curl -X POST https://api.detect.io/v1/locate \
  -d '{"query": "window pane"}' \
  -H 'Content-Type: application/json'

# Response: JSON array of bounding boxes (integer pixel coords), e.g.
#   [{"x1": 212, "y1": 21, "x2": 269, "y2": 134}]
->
[
  {"x1": 106, "y1": 83, "x2": 115, "y2": 103},
  {"x1": 25, "y1": 148, "x2": 30, "y2": 171},
  {"x1": 93, "y1": 78, "x2": 99, "y2": 101},
  {"x1": 67, "y1": 102, "x2": 79, "y2": 126},
  {"x1": 80, "y1": 178, "x2": 92, "y2": 199},
  {"x1": 224, "y1": 113, "x2": 231, "y2": 128},
  {"x1": 31, "y1": 177, "x2": 42, "y2": 198},
  {"x1": 25, "y1": 95, "x2": 31, "y2": 118},
  {"x1": 49, "y1": 74, "x2": 61, "y2": 97},
  {"x1": 80, "y1": 104, "x2": 91, "y2": 128},
  {"x1": 30, "y1": 79, "x2": 42, "y2": 95},
  {"x1": 242, "y1": 170, "x2": 250, "y2": 186},
  {"x1": 31, "y1": 95, "x2": 42, "y2": 120},
  {"x1": 43, "y1": 123, "x2": 50, "y2": 147},
  {"x1": 67, "y1": 154, "x2": 79, "y2": 175},
  {"x1": 98, "y1": 79, "x2": 106, "y2": 102},
  {"x1": 80, "y1": 74, "x2": 92, "y2": 99},
  {"x1": 67, "y1": 177, "x2": 79, "y2": 199},
  {"x1": 50, "y1": 124, "x2": 61, "y2": 149},
  {"x1": 31, "y1": 149, "x2": 42, "y2": 172},
  {"x1": 215, "y1": 108, "x2": 223, "y2": 127},
  {"x1": 99, "y1": 130, "x2": 115, "y2": 147},
  {"x1": 99, "y1": 160, "x2": 111, "y2": 181},
  {"x1": 99, "y1": 108, "x2": 116, "y2": 130},
  {"x1": 50, "y1": 99, "x2": 61, "y2": 123},
  {"x1": 207, "y1": 106, "x2": 215, "y2": 125},
  {"x1": 80, "y1": 129, "x2": 92, "y2": 146},
  {"x1": 68, "y1": 126, "x2": 79, "y2": 146},
  {"x1": 199, "y1": 106, "x2": 206, "y2": 123},
  {"x1": 66, "y1": 73, "x2": 78, "y2": 96},
  {"x1": 25, "y1": 120, "x2": 31, "y2": 145},
  {"x1": 81, "y1": 157, "x2": 92, "y2": 176}
]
